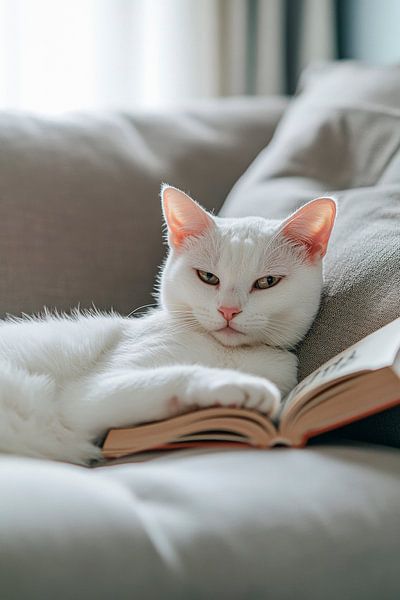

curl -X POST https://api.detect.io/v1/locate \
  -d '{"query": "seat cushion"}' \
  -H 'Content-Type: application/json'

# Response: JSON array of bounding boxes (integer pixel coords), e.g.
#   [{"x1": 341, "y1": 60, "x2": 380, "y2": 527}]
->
[{"x1": 1, "y1": 445, "x2": 400, "y2": 599}]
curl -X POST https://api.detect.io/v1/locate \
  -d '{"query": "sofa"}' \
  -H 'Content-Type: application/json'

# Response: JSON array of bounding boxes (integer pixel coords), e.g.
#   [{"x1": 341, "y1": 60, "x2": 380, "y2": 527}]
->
[{"x1": 0, "y1": 62, "x2": 399, "y2": 599}]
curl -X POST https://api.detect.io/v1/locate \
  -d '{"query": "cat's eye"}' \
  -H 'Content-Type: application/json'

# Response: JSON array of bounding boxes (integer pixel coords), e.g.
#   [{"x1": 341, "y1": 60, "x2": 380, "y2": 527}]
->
[
  {"x1": 253, "y1": 275, "x2": 282, "y2": 290},
  {"x1": 197, "y1": 270, "x2": 220, "y2": 286}
]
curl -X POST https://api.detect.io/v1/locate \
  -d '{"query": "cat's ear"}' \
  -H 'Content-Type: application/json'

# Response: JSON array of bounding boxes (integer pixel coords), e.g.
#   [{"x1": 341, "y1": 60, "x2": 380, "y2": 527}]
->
[
  {"x1": 281, "y1": 197, "x2": 336, "y2": 261},
  {"x1": 161, "y1": 184, "x2": 214, "y2": 249}
]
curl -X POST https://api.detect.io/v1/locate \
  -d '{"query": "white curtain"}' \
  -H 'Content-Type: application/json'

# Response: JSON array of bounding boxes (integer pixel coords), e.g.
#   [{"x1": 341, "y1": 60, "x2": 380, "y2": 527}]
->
[
  {"x1": 0, "y1": 0, "x2": 335, "y2": 114},
  {"x1": 300, "y1": 0, "x2": 336, "y2": 73}
]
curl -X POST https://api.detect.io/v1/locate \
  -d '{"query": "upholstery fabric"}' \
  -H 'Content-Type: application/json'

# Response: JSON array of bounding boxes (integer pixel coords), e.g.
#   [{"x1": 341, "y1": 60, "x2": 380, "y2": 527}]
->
[
  {"x1": 1, "y1": 445, "x2": 400, "y2": 600},
  {"x1": 0, "y1": 96, "x2": 287, "y2": 317}
]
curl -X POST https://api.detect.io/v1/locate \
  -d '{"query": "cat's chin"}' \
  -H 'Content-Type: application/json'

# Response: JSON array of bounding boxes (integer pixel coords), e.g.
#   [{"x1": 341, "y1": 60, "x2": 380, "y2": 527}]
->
[{"x1": 210, "y1": 327, "x2": 249, "y2": 347}]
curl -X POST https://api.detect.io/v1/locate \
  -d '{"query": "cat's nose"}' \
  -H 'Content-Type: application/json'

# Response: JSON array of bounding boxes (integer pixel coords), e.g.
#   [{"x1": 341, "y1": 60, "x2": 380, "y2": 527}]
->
[{"x1": 218, "y1": 306, "x2": 242, "y2": 322}]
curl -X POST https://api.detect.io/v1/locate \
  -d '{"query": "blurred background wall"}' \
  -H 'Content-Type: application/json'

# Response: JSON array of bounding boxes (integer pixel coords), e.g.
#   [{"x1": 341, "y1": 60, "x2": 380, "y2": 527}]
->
[{"x1": 0, "y1": 0, "x2": 398, "y2": 114}]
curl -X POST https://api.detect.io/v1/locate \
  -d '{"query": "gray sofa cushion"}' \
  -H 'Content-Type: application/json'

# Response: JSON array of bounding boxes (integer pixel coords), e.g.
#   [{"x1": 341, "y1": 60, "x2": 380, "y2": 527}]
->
[
  {"x1": 1, "y1": 445, "x2": 400, "y2": 600},
  {"x1": 221, "y1": 62, "x2": 400, "y2": 381},
  {"x1": 297, "y1": 60, "x2": 400, "y2": 109},
  {"x1": 0, "y1": 96, "x2": 287, "y2": 318}
]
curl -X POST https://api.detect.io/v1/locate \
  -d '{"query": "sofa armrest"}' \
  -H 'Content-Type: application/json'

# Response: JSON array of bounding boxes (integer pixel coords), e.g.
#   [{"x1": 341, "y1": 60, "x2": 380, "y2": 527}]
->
[{"x1": 0, "y1": 96, "x2": 288, "y2": 316}]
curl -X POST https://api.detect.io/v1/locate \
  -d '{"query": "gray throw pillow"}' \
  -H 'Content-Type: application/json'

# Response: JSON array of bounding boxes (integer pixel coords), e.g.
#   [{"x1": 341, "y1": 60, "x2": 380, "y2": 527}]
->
[{"x1": 221, "y1": 62, "x2": 400, "y2": 446}]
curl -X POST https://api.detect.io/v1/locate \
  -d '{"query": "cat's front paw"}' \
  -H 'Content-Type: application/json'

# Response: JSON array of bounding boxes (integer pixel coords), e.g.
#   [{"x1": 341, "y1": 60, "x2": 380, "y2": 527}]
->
[{"x1": 185, "y1": 370, "x2": 280, "y2": 417}]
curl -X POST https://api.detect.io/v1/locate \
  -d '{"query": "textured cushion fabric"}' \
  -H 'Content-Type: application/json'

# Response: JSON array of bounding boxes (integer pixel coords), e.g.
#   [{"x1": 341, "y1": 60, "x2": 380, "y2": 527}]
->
[
  {"x1": 297, "y1": 60, "x2": 400, "y2": 109},
  {"x1": 0, "y1": 96, "x2": 287, "y2": 318},
  {"x1": 221, "y1": 62, "x2": 400, "y2": 384},
  {"x1": 1, "y1": 445, "x2": 400, "y2": 600}
]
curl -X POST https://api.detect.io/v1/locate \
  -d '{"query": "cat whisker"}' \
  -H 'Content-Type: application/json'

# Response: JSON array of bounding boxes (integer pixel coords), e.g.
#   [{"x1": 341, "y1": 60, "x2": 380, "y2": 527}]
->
[
  {"x1": 259, "y1": 325, "x2": 298, "y2": 350},
  {"x1": 127, "y1": 303, "x2": 158, "y2": 317}
]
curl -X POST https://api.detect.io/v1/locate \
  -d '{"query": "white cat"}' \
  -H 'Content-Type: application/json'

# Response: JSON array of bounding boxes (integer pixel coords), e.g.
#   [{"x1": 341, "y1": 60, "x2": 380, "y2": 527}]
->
[{"x1": 0, "y1": 186, "x2": 335, "y2": 465}]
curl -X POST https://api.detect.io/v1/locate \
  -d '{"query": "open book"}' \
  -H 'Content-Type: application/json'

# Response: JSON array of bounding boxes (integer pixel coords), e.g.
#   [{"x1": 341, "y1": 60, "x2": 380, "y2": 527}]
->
[{"x1": 102, "y1": 318, "x2": 400, "y2": 459}]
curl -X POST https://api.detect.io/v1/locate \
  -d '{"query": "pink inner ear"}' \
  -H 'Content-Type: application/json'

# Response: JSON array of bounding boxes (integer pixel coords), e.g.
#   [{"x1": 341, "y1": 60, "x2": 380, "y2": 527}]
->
[
  {"x1": 162, "y1": 185, "x2": 213, "y2": 248},
  {"x1": 282, "y1": 198, "x2": 336, "y2": 261}
]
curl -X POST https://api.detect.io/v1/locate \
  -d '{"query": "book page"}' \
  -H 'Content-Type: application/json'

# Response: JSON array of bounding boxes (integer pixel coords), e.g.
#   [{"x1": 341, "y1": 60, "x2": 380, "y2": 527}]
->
[
  {"x1": 280, "y1": 318, "x2": 400, "y2": 419},
  {"x1": 102, "y1": 407, "x2": 278, "y2": 458}
]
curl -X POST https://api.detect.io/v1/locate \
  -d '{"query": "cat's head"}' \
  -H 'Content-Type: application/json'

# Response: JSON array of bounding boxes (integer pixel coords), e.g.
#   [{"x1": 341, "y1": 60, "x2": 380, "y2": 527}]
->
[{"x1": 158, "y1": 185, "x2": 336, "y2": 349}]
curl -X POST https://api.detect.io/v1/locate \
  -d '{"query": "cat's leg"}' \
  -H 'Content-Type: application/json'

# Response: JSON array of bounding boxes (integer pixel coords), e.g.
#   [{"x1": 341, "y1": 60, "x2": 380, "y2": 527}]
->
[{"x1": 65, "y1": 365, "x2": 280, "y2": 435}]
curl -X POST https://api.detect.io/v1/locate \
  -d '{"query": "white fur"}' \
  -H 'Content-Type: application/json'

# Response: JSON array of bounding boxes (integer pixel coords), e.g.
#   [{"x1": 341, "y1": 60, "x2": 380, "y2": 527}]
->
[{"x1": 0, "y1": 188, "x2": 333, "y2": 465}]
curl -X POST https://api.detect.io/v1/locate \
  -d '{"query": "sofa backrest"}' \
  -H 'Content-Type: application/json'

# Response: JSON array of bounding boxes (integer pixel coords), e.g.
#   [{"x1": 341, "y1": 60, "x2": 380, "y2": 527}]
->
[{"x1": 0, "y1": 97, "x2": 286, "y2": 317}]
